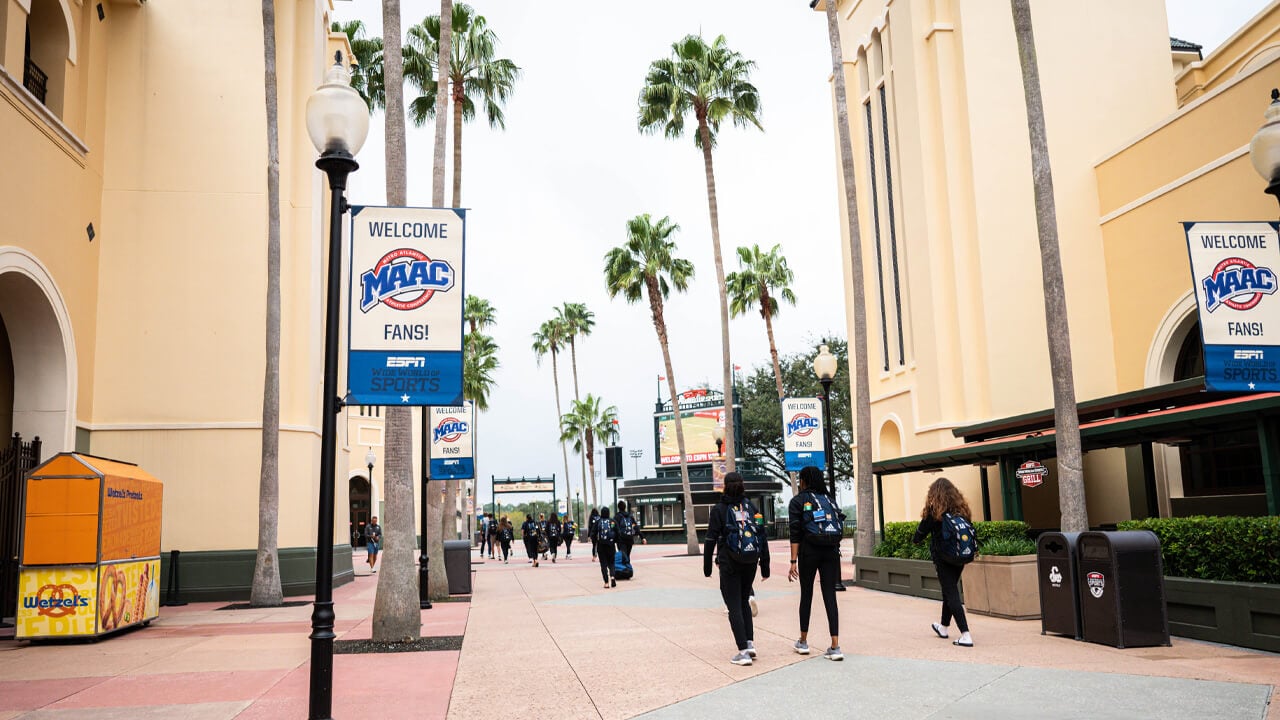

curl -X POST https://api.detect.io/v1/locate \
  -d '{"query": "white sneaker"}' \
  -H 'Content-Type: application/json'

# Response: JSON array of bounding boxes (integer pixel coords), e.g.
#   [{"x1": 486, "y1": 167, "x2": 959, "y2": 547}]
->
[
  {"x1": 931, "y1": 623, "x2": 949, "y2": 639},
  {"x1": 824, "y1": 646, "x2": 844, "y2": 661},
  {"x1": 745, "y1": 641, "x2": 757, "y2": 658},
  {"x1": 730, "y1": 651, "x2": 752, "y2": 666},
  {"x1": 748, "y1": 595, "x2": 758, "y2": 618},
  {"x1": 794, "y1": 639, "x2": 810, "y2": 655}
]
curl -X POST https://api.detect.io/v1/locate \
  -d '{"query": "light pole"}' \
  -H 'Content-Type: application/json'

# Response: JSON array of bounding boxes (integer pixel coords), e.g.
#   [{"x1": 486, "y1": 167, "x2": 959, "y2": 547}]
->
[
  {"x1": 813, "y1": 344, "x2": 845, "y2": 591},
  {"x1": 305, "y1": 51, "x2": 368, "y2": 720},
  {"x1": 1249, "y1": 89, "x2": 1280, "y2": 205},
  {"x1": 629, "y1": 449, "x2": 643, "y2": 478},
  {"x1": 366, "y1": 449, "x2": 376, "y2": 496},
  {"x1": 419, "y1": 410, "x2": 431, "y2": 609},
  {"x1": 576, "y1": 491, "x2": 581, "y2": 530}
]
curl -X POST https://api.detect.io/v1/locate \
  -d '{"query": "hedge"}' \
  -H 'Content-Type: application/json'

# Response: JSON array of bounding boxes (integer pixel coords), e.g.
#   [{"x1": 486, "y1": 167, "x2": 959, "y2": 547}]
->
[
  {"x1": 1117, "y1": 516, "x2": 1280, "y2": 584},
  {"x1": 874, "y1": 520, "x2": 1030, "y2": 560}
]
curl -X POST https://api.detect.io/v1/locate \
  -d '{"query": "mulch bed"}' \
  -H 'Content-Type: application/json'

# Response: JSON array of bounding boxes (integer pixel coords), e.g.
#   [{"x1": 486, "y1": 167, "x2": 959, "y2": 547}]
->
[
  {"x1": 215, "y1": 601, "x2": 312, "y2": 611},
  {"x1": 334, "y1": 635, "x2": 463, "y2": 654}
]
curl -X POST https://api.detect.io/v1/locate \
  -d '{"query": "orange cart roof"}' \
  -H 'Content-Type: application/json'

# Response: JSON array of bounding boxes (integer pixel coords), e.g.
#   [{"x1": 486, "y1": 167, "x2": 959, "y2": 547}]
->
[{"x1": 28, "y1": 453, "x2": 161, "y2": 485}]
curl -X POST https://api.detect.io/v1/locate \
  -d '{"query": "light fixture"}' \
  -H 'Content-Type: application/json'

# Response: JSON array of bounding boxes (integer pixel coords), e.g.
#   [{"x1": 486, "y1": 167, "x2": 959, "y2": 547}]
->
[
  {"x1": 305, "y1": 52, "x2": 370, "y2": 158},
  {"x1": 1249, "y1": 88, "x2": 1280, "y2": 203},
  {"x1": 813, "y1": 344, "x2": 837, "y2": 382},
  {"x1": 365, "y1": 449, "x2": 376, "y2": 468}
]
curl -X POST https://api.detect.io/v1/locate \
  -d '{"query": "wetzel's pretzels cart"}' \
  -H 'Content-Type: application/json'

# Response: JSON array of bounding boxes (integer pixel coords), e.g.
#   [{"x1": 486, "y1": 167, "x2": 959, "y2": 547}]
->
[{"x1": 15, "y1": 453, "x2": 162, "y2": 640}]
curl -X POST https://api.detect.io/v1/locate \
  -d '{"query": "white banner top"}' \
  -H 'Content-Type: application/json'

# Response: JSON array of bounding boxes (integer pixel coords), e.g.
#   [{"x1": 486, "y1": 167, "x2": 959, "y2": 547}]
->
[
  {"x1": 782, "y1": 397, "x2": 826, "y2": 471},
  {"x1": 428, "y1": 403, "x2": 474, "y2": 480}
]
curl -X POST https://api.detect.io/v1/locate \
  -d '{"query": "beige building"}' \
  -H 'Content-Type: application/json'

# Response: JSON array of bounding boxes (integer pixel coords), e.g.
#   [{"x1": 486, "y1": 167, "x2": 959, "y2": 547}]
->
[
  {"x1": 823, "y1": 0, "x2": 1280, "y2": 530},
  {"x1": 0, "y1": 0, "x2": 382, "y2": 602}
]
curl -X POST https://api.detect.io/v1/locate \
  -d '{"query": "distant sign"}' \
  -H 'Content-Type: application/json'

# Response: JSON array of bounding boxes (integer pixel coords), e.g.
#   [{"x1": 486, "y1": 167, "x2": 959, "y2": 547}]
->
[
  {"x1": 1184, "y1": 221, "x2": 1280, "y2": 391},
  {"x1": 1017, "y1": 460, "x2": 1047, "y2": 488},
  {"x1": 347, "y1": 205, "x2": 466, "y2": 406},
  {"x1": 782, "y1": 398, "x2": 826, "y2": 471},
  {"x1": 493, "y1": 480, "x2": 554, "y2": 494},
  {"x1": 428, "y1": 403, "x2": 474, "y2": 480}
]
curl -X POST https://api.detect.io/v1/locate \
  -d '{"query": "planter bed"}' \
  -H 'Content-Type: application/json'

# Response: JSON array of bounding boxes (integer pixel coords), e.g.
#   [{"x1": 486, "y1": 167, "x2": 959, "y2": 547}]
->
[
  {"x1": 963, "y1": 554, "x2": 1039, "y2": 620},
  {"x1": 1164, "y1": 576, "x2": 1280, "y2": 653},
  {"x1": 852, "y1": 556, "x2": 945, "y2": 601}
]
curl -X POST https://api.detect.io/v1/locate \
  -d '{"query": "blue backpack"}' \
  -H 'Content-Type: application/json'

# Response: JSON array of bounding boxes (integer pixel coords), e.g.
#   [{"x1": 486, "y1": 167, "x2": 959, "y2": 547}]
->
[
  {"x1": 596, "y1": 517, "x2": 616, "y2": 543},
  {"x1": 939, "y1": 512, "x2": 977, "y2": 565},
  {"x1": 723, "y1": 502, "x2": 762, "y2": 563},
  {"x1": 617, "y1": 513, "x2": 638, "y2": 538},
  {"x1": 801, "y1": 492, "x2": 844, "y2": 546}
]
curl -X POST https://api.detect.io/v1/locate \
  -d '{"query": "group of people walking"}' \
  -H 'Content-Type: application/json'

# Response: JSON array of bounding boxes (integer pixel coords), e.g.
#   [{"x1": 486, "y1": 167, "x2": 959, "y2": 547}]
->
[
  {"x1": 704, "y1": 468, "x2": 976, "y2": 666},
  {"x1": 477, "y1": 502, "x2": 643, "y2": 583}
]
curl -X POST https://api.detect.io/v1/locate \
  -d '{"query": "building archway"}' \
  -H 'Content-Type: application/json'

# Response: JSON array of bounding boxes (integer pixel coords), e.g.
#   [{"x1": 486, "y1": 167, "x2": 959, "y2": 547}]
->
[
  {"x1": 349, "y1": 475, "x2": 371, "y2": 547},
  {"x1": 0, "y1": 248, "x2": 76, "y2": 451},
  {"x1": 878, "y1": 418, "x2": 904, "y2": 520}
]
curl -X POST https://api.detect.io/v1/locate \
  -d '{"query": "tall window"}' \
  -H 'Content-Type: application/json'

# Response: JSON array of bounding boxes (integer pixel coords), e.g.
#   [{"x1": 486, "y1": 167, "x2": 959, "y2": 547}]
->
[
  {"x1": 879, "y1": 84, "x2": 906, "y2": 365},
  {"x1": 865, "y1": 99, "x2": 890, "y2": 372}
]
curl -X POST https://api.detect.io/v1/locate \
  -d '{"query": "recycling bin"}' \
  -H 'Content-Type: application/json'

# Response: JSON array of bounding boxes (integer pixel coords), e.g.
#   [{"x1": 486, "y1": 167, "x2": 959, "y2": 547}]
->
[
  {"x1": 444, "y1": 539, "x2": 472, "y2": 595},
  {"x1": 1077, "y1": 530, "x2": 1170, "y2": 648},
  {"x1": 1037, "y1": 532, "x2": 1083, "y2": 639}
]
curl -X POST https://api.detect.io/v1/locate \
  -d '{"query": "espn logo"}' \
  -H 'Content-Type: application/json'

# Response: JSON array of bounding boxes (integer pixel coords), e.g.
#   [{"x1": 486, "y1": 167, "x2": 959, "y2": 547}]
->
[
  {"x1": 1234, "y1": 350, "x2": 1265, "y2": 360},
  {"x1": 386, "y1": 357, "x2": 425, "y2": 368}
]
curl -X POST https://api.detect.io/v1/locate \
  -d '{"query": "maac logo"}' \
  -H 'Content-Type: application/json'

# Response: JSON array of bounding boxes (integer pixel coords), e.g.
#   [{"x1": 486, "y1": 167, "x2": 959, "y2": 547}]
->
[
  {"x1": 1202, "y1": 257, "x2": 1277, "y2": 312},
  {"x1": 433, "y1": 417, "x2": 468, "y2": 444},
  {"x1": 1087, "y1": 571, "x2": 1106, "y2": 599},
  {"x1": 360, "y1": 248, "x2": 455, "y2": 313},
  {"x1": 787, "y1": 415, "x2": 820, "y2": 437}
]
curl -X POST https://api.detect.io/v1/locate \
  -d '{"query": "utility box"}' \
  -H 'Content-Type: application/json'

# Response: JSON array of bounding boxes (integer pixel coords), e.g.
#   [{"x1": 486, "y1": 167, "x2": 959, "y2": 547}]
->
[
  {"x1": 16, "y1": 454, "x2": 163, "y2": 640},
  {"x1": 1038, "y1": 532, "x2": 1083, "y2": 639},
  {"x1": 1077, "y1": 530, "x2": 1170, "y2": 649}
]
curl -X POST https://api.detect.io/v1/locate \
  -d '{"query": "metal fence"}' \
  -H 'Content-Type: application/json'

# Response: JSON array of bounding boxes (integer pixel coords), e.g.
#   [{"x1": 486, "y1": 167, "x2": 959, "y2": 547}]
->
[{"x1": 0, "y1": 434, "x2": 42, "y2": 625}]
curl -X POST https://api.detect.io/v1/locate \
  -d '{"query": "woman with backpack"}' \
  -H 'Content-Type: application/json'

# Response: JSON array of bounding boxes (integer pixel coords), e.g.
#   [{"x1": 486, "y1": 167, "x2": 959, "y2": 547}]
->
[
  {"x1": 590, "y1": 506, "x2": 617, "y2": 588},
  {"x1": 588, "y1": 507, "x2": 600, "y2": 559},
  {"x1": 562, "y1": 515, "x2": 576, "y2": 559},
  {"x1": 547, "y1": 514, "x2": 563, "y2": 563},
  {"x1": 913, "y1": 476, "x2": 975, "y2": 647},
  {"x1": 787, "y1": 466, "x2": 844, "y2": 661},
  {"x1": 615, "y1": 500, "x2": 642, "y2": 572},
  {"x1": 499, "y1": 517, "x2": 513, "y2": 564},
  {"x1": 704, "y1": 472, "x2": 770, "y2": 666}
]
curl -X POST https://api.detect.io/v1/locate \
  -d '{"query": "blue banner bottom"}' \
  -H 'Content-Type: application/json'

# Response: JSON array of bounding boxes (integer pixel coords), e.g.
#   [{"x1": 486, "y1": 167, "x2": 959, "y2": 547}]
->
[
  {"x1": 786, "y1": 450, "x2": 827, "y2": 472},
  {"x1": 430, "y1": 458, "x2": 474, "y2": 481},
  {"x1": 1204, "y1": 344, "x2": 1280, "y2": 391},
  {"x1": 348, "y1": 350, "x2": 463, "y2": 406}
]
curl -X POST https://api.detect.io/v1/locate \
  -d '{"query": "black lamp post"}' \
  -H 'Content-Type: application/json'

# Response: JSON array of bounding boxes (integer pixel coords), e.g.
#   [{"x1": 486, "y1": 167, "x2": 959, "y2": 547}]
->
[
  {"x1": 813, "y1": 344, "x2": 845, "y2": 591},
  {"x1": 365, "y1": 450, "x2": 376, "y2": 498},
  {"x1": 305, "y1": 51, "x2": 368, "y2": 720},
  {"x1": 1250, "y1": 89, "x2": 1280, "y2": 205},
  {"x1": 419, "y1": 409, "x2": 432, "y2": 609}
]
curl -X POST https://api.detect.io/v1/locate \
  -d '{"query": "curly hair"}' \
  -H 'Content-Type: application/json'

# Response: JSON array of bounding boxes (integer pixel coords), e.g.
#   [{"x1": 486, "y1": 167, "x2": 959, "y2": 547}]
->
[{"x1": 921, "y1": 477, "x2": 972, "y2": 521}]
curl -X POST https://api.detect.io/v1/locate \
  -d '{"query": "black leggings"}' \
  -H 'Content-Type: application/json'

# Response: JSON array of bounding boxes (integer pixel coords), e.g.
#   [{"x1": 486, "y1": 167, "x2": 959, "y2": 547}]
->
[
  {"x1": 564, "y1": 537, "x2": 574, "y2": 555},
  {"x1": 719, "y1": 561, "x2": 757, "y2": 651},
  {"x1": 935, "y1": 560, "x2": 969, "y2": 633},
  {"x1": 799, "y1": 546, "x2": 840, "y2": 637},
  {"x1": 524, "y1": 539, "x2": 537, "y2": 560},
  {"x1": 617, "y1": 537, "x2": 634, "y2": 560},
  {"x1": 500, "y1": 540, "x2": 510, "y2": 561},
  {"x1": 598, "y1": 543, "x2": 616, "y2": 583}
]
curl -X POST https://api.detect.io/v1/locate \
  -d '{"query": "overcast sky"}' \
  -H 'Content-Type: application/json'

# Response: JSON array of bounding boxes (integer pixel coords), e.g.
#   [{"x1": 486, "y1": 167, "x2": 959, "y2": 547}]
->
[{"x1": 332, "y1": 0, "x2": 1268, "y2": 513}]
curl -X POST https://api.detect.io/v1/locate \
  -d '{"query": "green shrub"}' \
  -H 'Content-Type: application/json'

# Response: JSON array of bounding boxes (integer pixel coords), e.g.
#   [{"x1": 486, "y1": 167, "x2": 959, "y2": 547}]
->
[
  {"x1": 1117, "y1": 516, "x2": 1280, "y2": 584},
  {"x1": 979, "y1": 537, "x2": 1036, "y2": 556},
  {"x1": 976, "y1": 521, "x2": 1029, "y2": 545},
  {"x1": 872, "y1": 519, "x2": 1029, "y2": 559}
]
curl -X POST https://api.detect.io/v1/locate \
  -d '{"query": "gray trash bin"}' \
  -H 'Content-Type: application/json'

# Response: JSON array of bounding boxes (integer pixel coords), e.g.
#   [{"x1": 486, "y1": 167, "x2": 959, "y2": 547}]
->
[
  {"x1": 1037, "y1": 532, "x2": 1083, "y2": 639},
  {"x1": 1077, "y1": 530, "x2": 1170, "y2": 648},
  {"x1": 444, "y1": 539, "x2": 472, "y2": 595}
]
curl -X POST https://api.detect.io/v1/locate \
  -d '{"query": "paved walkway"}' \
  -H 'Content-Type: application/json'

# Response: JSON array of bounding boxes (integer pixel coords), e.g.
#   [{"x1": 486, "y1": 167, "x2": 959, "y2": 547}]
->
[{"x1": 1, "y1": 544, "x2": 1276, "y2": 719}]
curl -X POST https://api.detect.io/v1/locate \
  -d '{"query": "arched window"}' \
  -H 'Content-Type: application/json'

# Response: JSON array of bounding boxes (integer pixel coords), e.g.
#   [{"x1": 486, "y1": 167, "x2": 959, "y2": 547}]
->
[
  {"x1": 1171, "y1": 322, "x2": 1203, "y2": 381},
  {"x1": 23, "y1": 0, "x2": 71, "y2": 118}
]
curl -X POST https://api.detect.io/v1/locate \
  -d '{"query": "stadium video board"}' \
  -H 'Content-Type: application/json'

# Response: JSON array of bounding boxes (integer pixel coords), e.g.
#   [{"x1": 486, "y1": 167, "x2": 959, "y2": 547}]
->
[{"x1": 653, "y1": 388, "x2": 741, "y2": 466}]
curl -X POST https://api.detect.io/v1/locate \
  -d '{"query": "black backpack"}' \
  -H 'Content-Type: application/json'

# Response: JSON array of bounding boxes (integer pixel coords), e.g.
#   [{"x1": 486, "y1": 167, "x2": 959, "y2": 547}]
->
[
  {"x1": 939, "y1": 512, "x2": 977, "y2": 565},
  {"x1": 722, "y1": 502, "x2": 762, "y2": 563},
  {"x1": 597, "y1": 517, "x2": 616, "y2": 543},
  {"x1": 617, "y1": 513, "x2": 637, "y2": 538},
  {"x1": 801, "y1": 492, "x2": 844, "y2": 546}
]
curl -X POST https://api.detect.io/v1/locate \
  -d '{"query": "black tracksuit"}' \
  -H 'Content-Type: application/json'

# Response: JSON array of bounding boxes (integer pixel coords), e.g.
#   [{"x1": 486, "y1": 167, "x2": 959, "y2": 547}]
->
[
  {"x1": 705, "y1": 495, "x2": 770, "y2": 651},
  {"x1": 590, "y1": 517, "x2": 616, "y2": 583},
  {"x1": 789, "y1": 492, "x2": 840, "y2": 637},
  {"x1": 615, "y1": 511, "x2": 639, "y2": 560},
  {"x1": 914, "y1": 515, "x2": 969, "y2": 633},
  {"x1": 521, "y1": 519, "x2": 539, "y2": 561},
  {"x1": 547, "y1": 520, "x2": 562, "y2": 559},
  {"x1": 562, "y1": 521, "x2": 576, "y2": 556},
  {"x1": 499, "y1": 525, "x2": 512, "y2": 562}
]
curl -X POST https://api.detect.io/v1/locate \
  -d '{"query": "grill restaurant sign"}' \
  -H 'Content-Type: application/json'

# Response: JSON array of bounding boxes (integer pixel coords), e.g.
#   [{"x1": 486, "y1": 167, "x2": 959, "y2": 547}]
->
[
  {"x1": 348, "y1": 206, "x2": 465, "y2": 405},
  {"x1": 429, "y1": 403, "x2": 474, "y2": 480},
  {"x1": 1185, "y1": 222, "x2": 1280, "y2": 391}
]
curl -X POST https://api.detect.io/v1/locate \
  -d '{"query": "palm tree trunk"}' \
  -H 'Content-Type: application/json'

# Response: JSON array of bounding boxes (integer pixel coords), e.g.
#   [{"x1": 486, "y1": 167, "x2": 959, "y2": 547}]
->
[
  {"x1": 551, "y1": 348, "x2": 573, "y2": 508},
  {"x1": 374, "y1": 0, "x2": 422, "y2": 638},
  {"x1": 696, "y1": 118, "x2": 736, "y2": 473},
  {"x1": 825, "y1": 0, "x2": 874, "y2": 555},
  {"x1": 452, "y1": 79, "x2": 464, "y2": 208},
  {"x1": 569, "y1": 339, "x2": 593, "y2": 508},
  {"x1": 647, "y1": 276, "x2": 699, "y2": 555},
  {"x1": 250, "y1": 0, "x2": 282, "y2": 608},
  {"x1": 761, "y1": 297, "x2": 799, "y2": 496},
  {"x1": 1011, "y1": 0, "x2": 1086, "y2": 532}
]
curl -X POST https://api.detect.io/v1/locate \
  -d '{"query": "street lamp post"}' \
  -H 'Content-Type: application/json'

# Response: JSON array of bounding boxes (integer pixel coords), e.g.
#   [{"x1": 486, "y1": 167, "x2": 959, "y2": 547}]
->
[
  {"x1": 366, "y1": 449, "x2": 376, "y2": 497},
  {"x1": 813, "y1": 344, "x2": 845, "y2": 591},
  {"x1": 419, "y1": 410, "x2": 432, "y2": 610},
  {"x1": 629, "y1": 449, "x2": 643, "y2": 479},
  {"x1": 305, "y1": 51, "x2": 369, "y2": 720},
  {"x1": 1249, "y1": 89, "x2": 1280, "y2": 205}
]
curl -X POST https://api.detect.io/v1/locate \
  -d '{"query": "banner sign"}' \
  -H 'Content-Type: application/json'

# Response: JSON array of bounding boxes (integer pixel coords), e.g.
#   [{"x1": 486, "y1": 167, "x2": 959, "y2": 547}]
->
[
  {"x1": 428, "y1": 403, "x2": 474, "y2": 480},
  {"x1": 1184, "y1": 222, "x2": 1280, "y2": 391},
  {"x1": 348, "y1": 206, "x2": 465, "y2": 406},
  {"x1": 782, "y1": 398, "x2": 826, "y2": 471},
  {"x1": 493, "y1": 480, "x2": 554, "y2": 494}
]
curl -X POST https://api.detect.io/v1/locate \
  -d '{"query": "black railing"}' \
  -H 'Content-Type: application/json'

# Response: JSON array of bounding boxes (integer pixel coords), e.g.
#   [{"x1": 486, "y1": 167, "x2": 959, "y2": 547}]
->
[
  {"x1": 0, "y1": 433, "x2": 42, "y2": 625},
  {"x1": 23, "y1": 57, "x2": 48, "y2": 105}
]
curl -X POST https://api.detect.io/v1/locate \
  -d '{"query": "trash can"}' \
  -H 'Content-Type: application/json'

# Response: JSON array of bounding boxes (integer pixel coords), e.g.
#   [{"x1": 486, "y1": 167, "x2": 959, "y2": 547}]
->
[
  {"x1": 443, "y1": 539, "x2": 472, "y2": 595},
  {"x1": 1037, "y1": 532, "x2": 1083, "y2": 639},
  {"x1": 1077, "y1": 530, "x2": 1170, "y2": 648}
]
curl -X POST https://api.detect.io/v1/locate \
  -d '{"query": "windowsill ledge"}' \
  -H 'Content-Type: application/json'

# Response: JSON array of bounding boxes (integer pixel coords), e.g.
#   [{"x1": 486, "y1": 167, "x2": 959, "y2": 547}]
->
[{"x1": 0, "y1": 64, "x2": 88, "y2": 165}]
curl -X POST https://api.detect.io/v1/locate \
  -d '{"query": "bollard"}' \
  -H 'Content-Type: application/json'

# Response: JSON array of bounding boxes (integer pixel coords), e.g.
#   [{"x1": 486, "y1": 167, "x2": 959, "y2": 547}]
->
[{"x1": 160, "y1": 549, "x2": 187, "y2": 606}]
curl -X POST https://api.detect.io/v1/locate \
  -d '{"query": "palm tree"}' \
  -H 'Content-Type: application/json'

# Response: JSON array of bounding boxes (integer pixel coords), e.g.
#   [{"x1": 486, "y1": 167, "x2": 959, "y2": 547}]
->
[
  {"x1": 372, "y1": 0, "x2": 421, "y2": 640},
  {"x1": 465, "y1": 295, "x2": 496, "y2": 335},
  {"x1": 464, "y1": 332, "x2": 499, "y2": 410},
  {"x1": 532, "y1": 318, "x2": 574, "y2": 510},
  {"x1": 1010, "y1": 0, "x2": 1086, "y2": 532},
  {"x1": 250, "y1": 0, "x2": 283, "y2": 609},
  {"x1": 330, "y1": 20, "x2": 384, "y2": 110},
  {"x1": 604, "y1": 214, "x2": 699, "y2": 555},
  {"x1": 638, "y1": 34, "x2": 762, "y2": 474},
  {"x1": 726, "y1": 244, "x2": 798, "y2": 494},
  {"x1": 462, "y1": 296, "x2": 496, "y2": 538},
  {"x1": 822, "y1": 0, "x2": 874, "y2": 555},
  {"x1": 561, "y1": 302, "x2": 596, "y2": 506},
  {"x1": 405, "y1": 3, "x2": 520, "y2": 207},
  {"x1": 559, "y1": 395, "x2": 619, "y2": 514}
]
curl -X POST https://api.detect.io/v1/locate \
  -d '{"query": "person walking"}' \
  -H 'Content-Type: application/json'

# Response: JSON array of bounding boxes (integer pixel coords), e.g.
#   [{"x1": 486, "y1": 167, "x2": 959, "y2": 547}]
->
[
  {"x1": 615, "y1": 500, "x2": 644, "y2": 558},
  {"x1": 487, "y1": 513, "x2": 499, "y2": 559},
  {"x1": 787, "y1": 466, "x2": 844, "y2": 661},
  {"x1": 521, "y1": 515, "x2": 540, "y2": 567},
  {"x1": 499, "y1": 516, "x2": 513, "y2": 563},
  {"x1": 547, "y1": 514, "x2": 563, "y2": 563},
  {"x1": 588, "y1": 507, "x2": 600, "y2": 560},
  {"x1": 478, "y1": 513, "x2": 490, "y2": 557},
  {"x1": 364, "y1": 516, "x2": 382, "y2": 574},
  {"x1": 913, "y1": 477, "x2": 977, "y2": 647},
  {"x1": 704, "y1": 472, "x2": 770, "y2": 666},
  {"x1": 562, "y1": 515, "x2": 576, "y2": 559},
  {"x1": 537, "y1": 513, "x2": 551, "y2": 561},
  {"x1": 590, "y1": 506, "x2": 617, "y2": 588}
]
